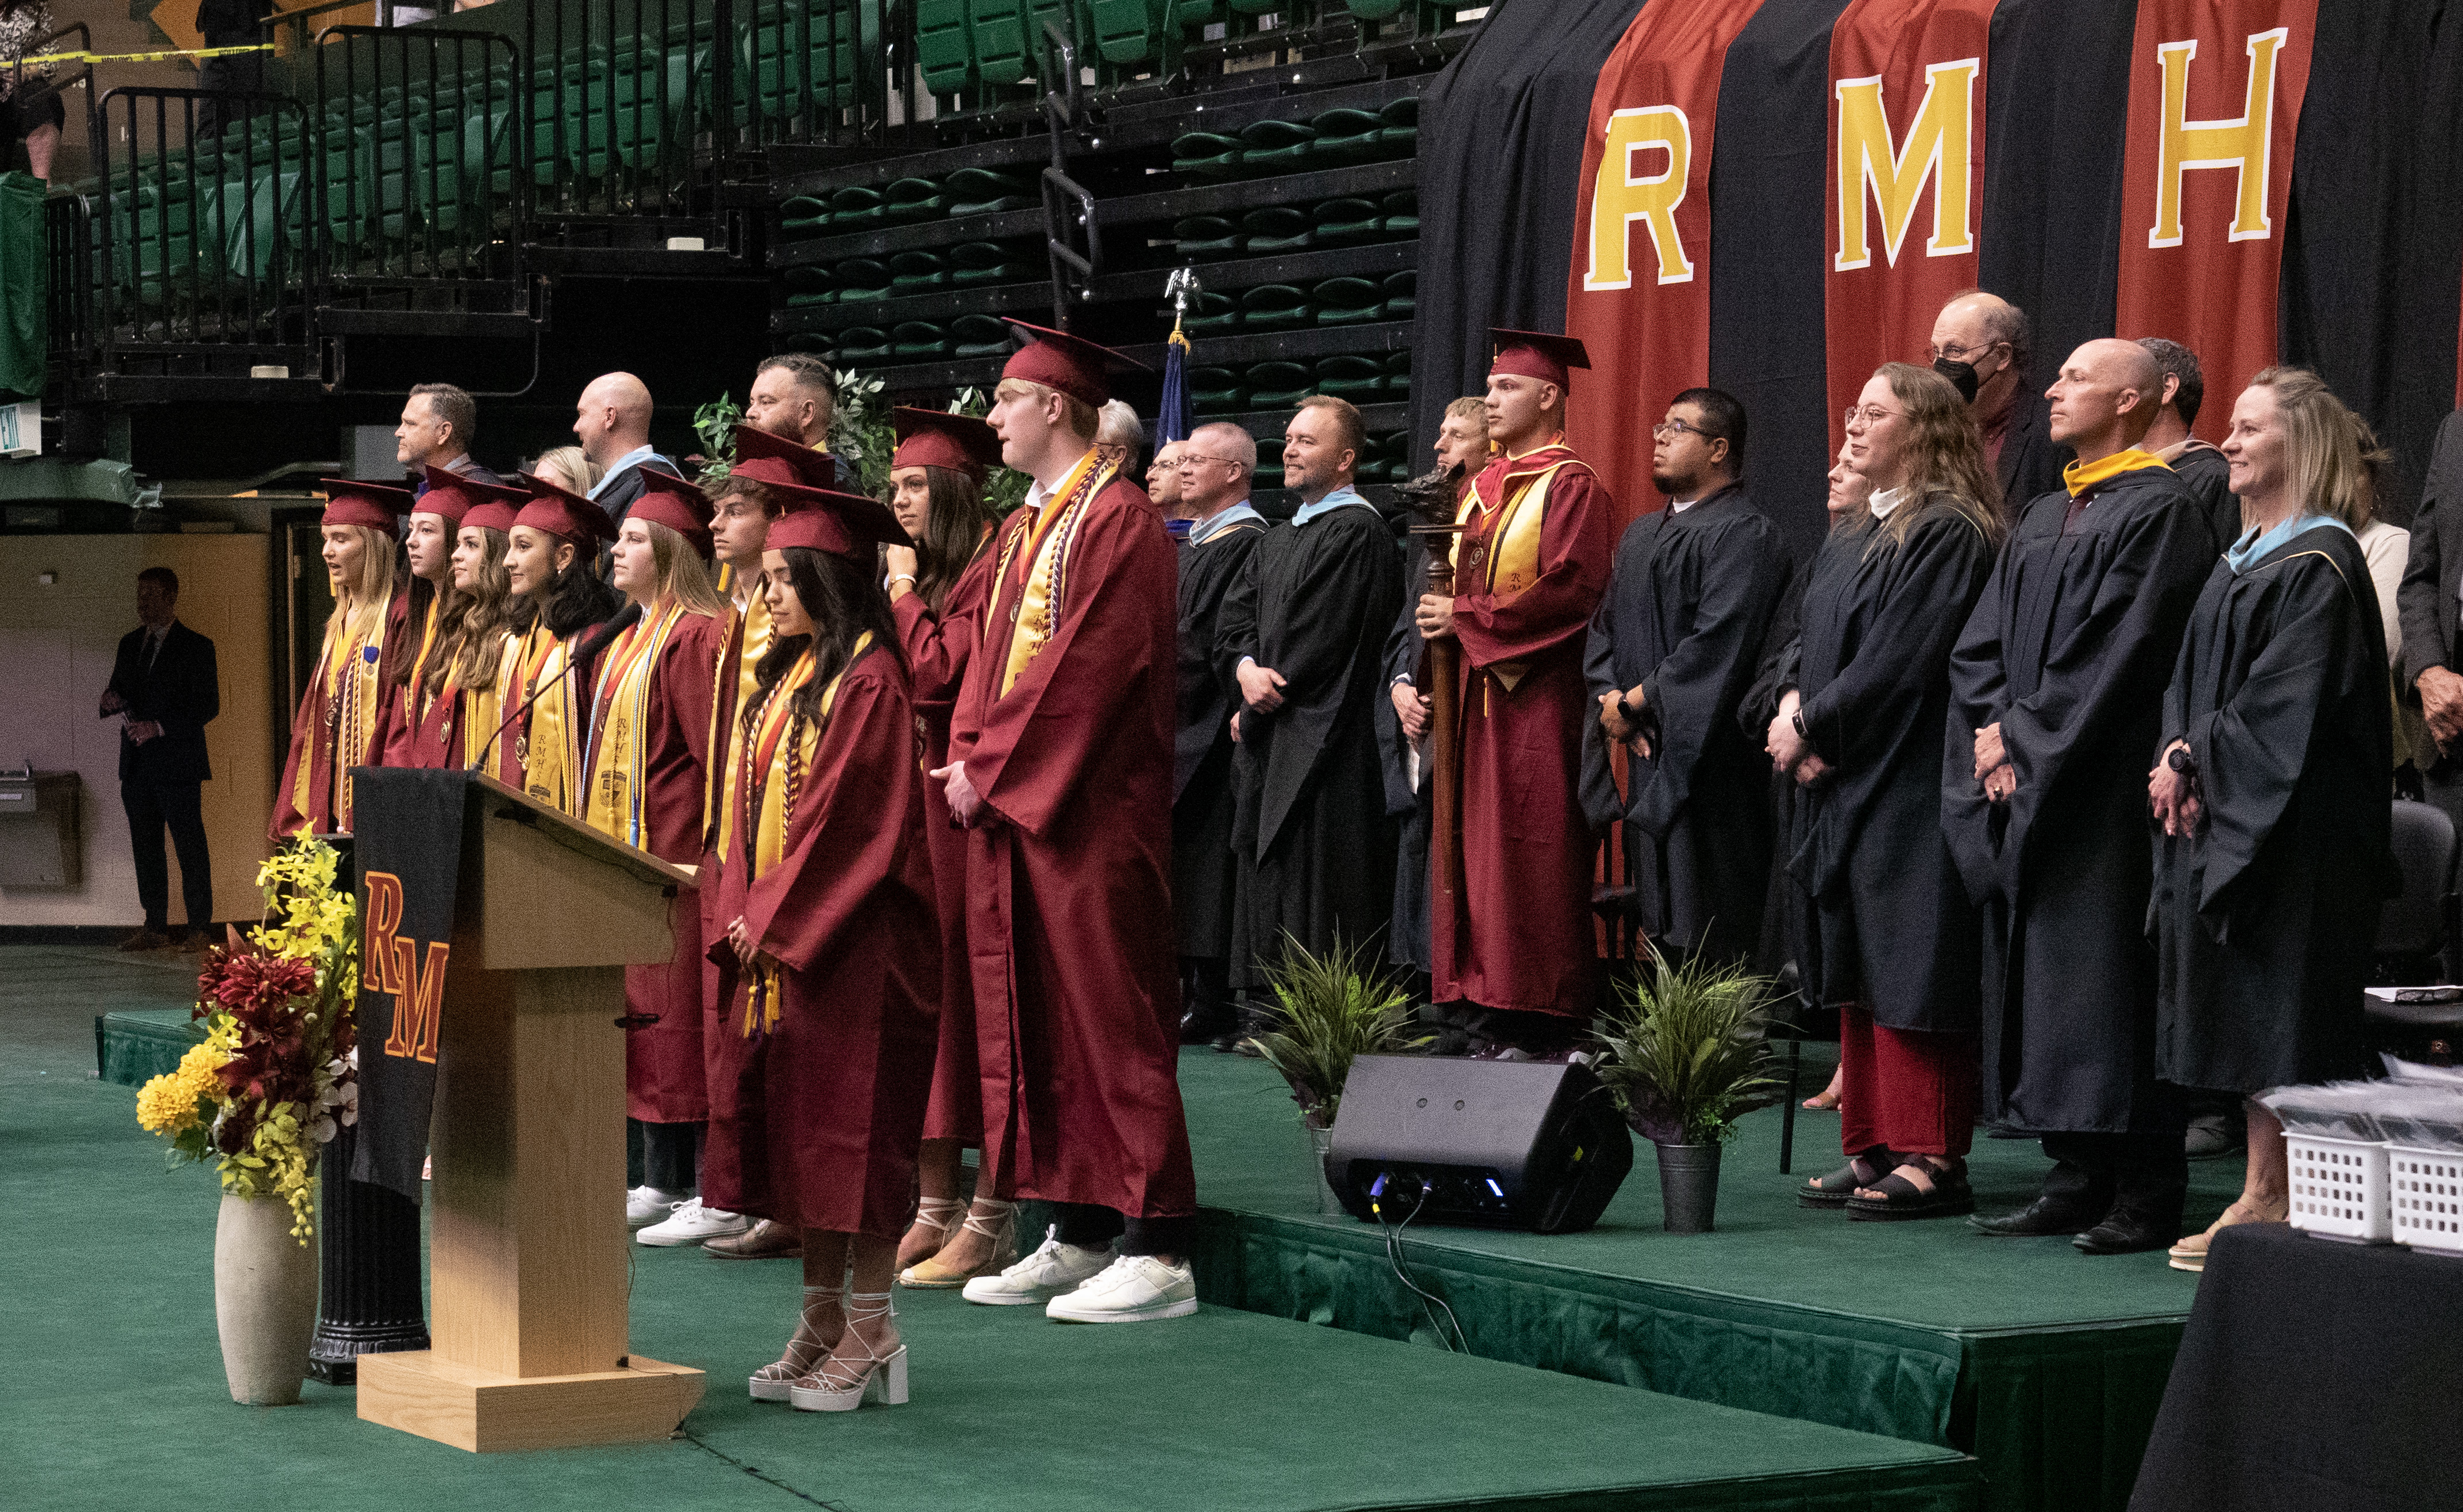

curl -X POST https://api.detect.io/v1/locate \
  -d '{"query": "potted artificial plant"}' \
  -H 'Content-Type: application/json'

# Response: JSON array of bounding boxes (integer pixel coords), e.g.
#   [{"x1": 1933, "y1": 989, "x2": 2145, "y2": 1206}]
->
[
  {"x1": 1590, "y1": 944, "x2": 1782, "y2": 1233},
  {"x1": 1244, "y1": 935, "x2": 1428, "y2": 1216}
]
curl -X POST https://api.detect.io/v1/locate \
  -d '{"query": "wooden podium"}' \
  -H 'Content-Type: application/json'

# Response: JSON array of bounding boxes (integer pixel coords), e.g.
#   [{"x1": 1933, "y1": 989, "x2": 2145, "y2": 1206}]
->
[{"x1": 354, "y1": 773, "x2": 708, "y2": 1452}]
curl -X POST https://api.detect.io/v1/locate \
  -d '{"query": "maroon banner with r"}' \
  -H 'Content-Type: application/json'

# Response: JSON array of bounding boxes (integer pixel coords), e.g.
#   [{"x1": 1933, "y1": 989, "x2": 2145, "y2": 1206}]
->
[
  {"x1": 1565, "y1": 0, "x2": 1768, "y2": 530},
  {"x1": 2116, "y1": 0, "x2": 2316, "y2": 442},
  {"x1": 1822, "y1": 0, "x2": 1996, "y2": 457}
]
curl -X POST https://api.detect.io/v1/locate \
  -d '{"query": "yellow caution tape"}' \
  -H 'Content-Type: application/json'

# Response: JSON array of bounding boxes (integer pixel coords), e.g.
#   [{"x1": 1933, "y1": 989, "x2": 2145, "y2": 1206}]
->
[{"x1": 23, "y1": 43, "x2": 278, "y2": 65}]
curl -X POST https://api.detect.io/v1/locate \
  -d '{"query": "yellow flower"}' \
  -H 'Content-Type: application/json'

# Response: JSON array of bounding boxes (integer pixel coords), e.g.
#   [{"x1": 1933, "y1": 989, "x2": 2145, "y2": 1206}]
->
[{"x1": 135, "y1": 1040, "x2": 228, "y2": 1135}]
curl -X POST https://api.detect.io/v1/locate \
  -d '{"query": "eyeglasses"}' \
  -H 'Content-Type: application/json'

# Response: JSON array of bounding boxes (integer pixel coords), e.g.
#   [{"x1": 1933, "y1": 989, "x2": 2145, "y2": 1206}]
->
[
  {"x1": 1652, "y1": 418, "x2": 1718, "y2": 442},
  {"x1": 1927, "y1": 340, "x2": 2001, "y2": 363},
  {"x1": 1843, "y1": 405, "x2": 1904, "y2": 430},
  {"x1": 1176, "y1": 453, "x2": 1247, "y2": 470}
]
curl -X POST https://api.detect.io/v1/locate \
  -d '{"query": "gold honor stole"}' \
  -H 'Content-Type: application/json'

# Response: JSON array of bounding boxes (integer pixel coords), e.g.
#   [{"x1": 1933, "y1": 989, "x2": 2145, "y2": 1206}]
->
[
  {"x1": 513, "y1": 623, "x2": 587, "y2": 815},
  {"x1": 445, "y1": 631, "x2": 511, "y2": 775},
  {"x1": 292, "y1": 604, "x2": 388, "y2": 831},
  {"x1": 986, "y1": 449, "x2": 1116, "y2": 697},
  {"x1": 731, "y1": 632, "x2": 869, "y2": 1037},
  {"x1": 398, "y1": 597, "x2": 442, "y2": 730},
  {"x1": 707, "y1": 593, "x2": 772, "y2": 860},
  {"x1": 1452, "y1": 445, "x2": 1575, "y2": 697},
  {"x1": 583, "y1": 600, "x2": 689, "y2": 846}
]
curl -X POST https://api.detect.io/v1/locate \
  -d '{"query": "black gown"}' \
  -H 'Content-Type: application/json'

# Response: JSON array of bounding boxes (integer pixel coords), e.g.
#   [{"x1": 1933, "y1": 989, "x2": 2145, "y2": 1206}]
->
[
  {"x1": 1220, "y1": 502, "x2": 1406, "y2": 987},
  {"x1": 1173, "y1": 514, "x2": 1267, "y2": 962},
  {"x1": 2165, "y1": 442, "x2": 2240, "y2": 556},
  {"x1": 2153, "y1": 523, "x2": 2395, "y2": 1093},
  {"x1": 1787, "y1": 502, "x2": 1995, "y2": 1031},
  {"x1": 1377, "y1": 536, "x2": 1435, "y2": 974},
  {"x1": 1582, "y1": 484, "x2": 1791, "y2": 966},
  {"x1": 1944, "y1": 460, "x2": 2221, "y2": 1132}
]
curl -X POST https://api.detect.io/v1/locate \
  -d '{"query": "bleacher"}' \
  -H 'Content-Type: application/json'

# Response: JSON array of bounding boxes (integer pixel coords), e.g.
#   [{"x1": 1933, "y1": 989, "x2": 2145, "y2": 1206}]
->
[{"x1": 46, "y1": 0, "x2": 1481, "y2": 497}]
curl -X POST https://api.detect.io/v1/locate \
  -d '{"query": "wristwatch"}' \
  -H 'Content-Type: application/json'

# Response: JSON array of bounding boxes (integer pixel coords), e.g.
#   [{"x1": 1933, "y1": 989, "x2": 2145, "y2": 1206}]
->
[
  {"x1": 1791, "y1": 707, "x2": 1809, "y2": 739},
  {"x1": 2166, "y1": 744, "x2": 2196, "y2": 775},
  {"x1": 1617, "y1": 695, "x2": 1641, "y2": 727}
]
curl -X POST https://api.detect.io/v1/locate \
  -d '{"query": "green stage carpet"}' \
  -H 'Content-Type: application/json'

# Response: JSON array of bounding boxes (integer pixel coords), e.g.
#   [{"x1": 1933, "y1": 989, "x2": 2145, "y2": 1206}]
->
[
  {"x1": 1179, "y1": 1054, "x2": 2231, "y2": 1512},
  {"x1": 15, "y1": 947, "x2": 1978, "y2": 1512}
]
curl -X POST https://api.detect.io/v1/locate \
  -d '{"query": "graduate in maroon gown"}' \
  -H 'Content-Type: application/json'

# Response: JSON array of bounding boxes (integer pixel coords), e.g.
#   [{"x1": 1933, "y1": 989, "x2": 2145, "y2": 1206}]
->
[
  {"x1": 873, "y1": 408, "x2": 1013, "y2": 1288},
  {"x1": 703, "y1": 481, "x2": 939, "y2": 1413},
  {"x1": 381, "y1": 468, "x2": 531, "y2": 770},
  {"x1": 271, "y1": 480, "x2": 414, "y2": 841},
  {"x1": 496, "y1": 475, "x2": 622, "y2": 812},
  {"x1": 1416, "y1": 330, "x2": 1617, "y2": 1044},
  {"x1": 583, "y1": 470, "x2": 738, "y2": 1245},
  {"x1": 939, "y1": 323, "x2": 1200, "y2": 1324},
  {"x1": 689, "y1": 422, "x2": 840, "y2": 1260}
]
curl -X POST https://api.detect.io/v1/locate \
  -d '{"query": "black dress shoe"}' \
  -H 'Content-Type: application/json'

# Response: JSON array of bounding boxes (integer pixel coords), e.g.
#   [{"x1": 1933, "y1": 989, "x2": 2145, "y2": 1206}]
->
[
  {"x1": 1969, "y1": 1196, "x2": 2109, "y2": 1237},
  {"x1": 1180, "y1": 1008, "x2": 1233, "y2": 1046},
  {"x1": 2071, "y1": 1208, "x2": 2181, "y2": 1255}
]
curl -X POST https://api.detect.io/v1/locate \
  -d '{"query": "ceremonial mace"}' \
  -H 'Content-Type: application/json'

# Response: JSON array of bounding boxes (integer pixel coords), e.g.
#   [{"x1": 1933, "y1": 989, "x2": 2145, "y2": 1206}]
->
[{"x1": 1397, "y1": 461, "x2": 1467, "y2": 931}]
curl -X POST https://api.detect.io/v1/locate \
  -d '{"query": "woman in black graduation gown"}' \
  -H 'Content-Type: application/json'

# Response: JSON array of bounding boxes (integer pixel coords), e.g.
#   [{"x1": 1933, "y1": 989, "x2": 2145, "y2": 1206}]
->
[
  {"x1": 2150, "y1": 368, "x2": 2395, "y2": 1272},
  {"x1": 1767, "y1": 365, "x2": 2003, "y2": 1219}
]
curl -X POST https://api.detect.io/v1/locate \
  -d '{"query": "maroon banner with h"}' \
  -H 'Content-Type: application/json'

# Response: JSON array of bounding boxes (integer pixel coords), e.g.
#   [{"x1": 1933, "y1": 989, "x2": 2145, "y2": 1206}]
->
[{"x1": 2115, "y1": 0, "x2": 2316, "y2": 441}]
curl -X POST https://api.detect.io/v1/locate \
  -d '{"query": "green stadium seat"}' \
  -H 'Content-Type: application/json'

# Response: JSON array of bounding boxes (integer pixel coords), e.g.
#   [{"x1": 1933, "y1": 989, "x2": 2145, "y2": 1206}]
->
[
  {"x1": 1313, "y1": 197, "x2": 1383, "y2": 245},
  {"x1": 951, "y1": 313, "x2": 1013, "y2": 356},
  {"x1": 834, "y1": 325, "x2": 892, "y2": 361},
  {"x1": 1312, "y1": 276, "x2": 1384, "y2": 324},
  {"x1": 946, "y1": 166, "x2": 1034, "y2": 215},
  {"x1": 1240, "y1": 205, "x2": 1312, "y2": 254},
  {"x1": 1314, "y1": 354, "x2": 1385, "y2": 397},
  {"x1": 1384, "y1": 268, "x2": 1415, "y2": 315},
  {"x1": 1185, "y1": 290, "x2": 1239, "y2": 332},
  {"x1": 970, "y1": 0, "x2": 1034, "y2": 88},
  {"x1": 1089, "y1": 0, "x2": 1157, "y2": 64},
  {"x1": 1190, "y1": 365, "x2": 1244, "y2": 414},
  {"x1": 892, "y1": 321, "x2": 951, "y2": 358},
  {"x1": 916, "y1": 0, "x2": 974, "y2": 94},
  {"x1": 1346, "y1": 0, "x2": 1405, "y2": 20},
  {"x1": 1239, "y1": 283, "x2": 1310, "y2": 330},
  {"x1": 1173, "y1": 215, "x2": 1239, "y2": 259},
  {"x1": 889, "y1": 250, "x2": 948, "y2": 292}
]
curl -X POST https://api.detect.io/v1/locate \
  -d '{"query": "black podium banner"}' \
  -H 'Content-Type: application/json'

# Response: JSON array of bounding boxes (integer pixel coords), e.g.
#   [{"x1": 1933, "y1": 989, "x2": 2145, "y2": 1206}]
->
[{"x1": 348, "y1": 768, "x2": 469, "y2": 1203}]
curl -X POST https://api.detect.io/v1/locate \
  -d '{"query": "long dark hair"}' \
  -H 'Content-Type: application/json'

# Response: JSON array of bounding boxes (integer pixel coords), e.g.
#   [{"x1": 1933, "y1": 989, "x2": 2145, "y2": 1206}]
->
[
  {"x1": 751, "y1": 546, "x2": 905, "y2": 729},
  {"x1": 509, "y1": 539, "x2": 622, "y2": 638},
  {"x1": 911, "y1": 465, "x2": 996, "y2": 612},
  {"x1": 384, "y1": 563, "x2": 441, "y2": 687}
]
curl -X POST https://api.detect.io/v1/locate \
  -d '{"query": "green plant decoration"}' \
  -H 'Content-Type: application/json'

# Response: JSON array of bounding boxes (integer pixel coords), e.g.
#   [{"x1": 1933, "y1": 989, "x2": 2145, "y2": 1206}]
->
[
  {"x1": 1245, "y1": 934, "x2": 1428, "y2": 1131},
  {"x1": 1590, "y1": 944, "x2": 1783, "y2": 1147}
]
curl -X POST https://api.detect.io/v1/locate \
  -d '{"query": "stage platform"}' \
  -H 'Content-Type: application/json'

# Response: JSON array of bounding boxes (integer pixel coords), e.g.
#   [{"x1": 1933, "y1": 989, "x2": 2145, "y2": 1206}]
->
[
  {"x1": 69, "y1": 946, "x2": 2208, "y2": 1509},
  {"x1": 20, "y1": 946, "x2": 1983, "y2": 1512},
  {"x1": 1178, "y1": 1054, "x2": 2227, "y2": 1512}
]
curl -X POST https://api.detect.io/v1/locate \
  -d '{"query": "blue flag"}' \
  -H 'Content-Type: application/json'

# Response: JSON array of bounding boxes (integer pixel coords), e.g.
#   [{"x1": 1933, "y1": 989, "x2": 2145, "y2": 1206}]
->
[{"x1": 1159, "y1": 319, "x2": 1193, "y2": 446}]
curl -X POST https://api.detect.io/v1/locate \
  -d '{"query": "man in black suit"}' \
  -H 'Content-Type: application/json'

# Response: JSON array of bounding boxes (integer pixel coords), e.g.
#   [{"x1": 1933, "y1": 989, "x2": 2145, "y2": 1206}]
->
[{"x1": 101, "y1": 568, "x2": 220, "y2": 951}]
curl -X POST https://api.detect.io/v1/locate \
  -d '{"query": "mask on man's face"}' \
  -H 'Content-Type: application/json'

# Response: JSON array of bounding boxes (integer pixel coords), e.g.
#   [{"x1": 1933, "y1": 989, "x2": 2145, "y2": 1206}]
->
[{"x1": 1934, "y1": 357, "x2": 1982, "y2": 404}]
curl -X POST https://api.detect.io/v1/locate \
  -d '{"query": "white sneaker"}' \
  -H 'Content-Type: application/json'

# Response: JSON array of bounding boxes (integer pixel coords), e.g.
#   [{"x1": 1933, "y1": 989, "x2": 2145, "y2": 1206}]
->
[
  {"x1": 960, "y1": 1227, "x2": 1113, "y2": 1305},
  {"x1": 1045, "y1": 1255, "x2": 1198, "y2": 1324},
  {"x1": 627, "y1": 1185, "x2": 688, "y2": 1228},
  {"x1": 637, "y1": 1197, "x2": 751, "y2": 1247}
]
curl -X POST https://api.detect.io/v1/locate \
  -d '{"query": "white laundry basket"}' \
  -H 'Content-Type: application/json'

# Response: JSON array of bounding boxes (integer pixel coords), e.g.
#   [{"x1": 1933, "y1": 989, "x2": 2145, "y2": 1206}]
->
[
  {"x1": 2387, "y1": 1144, "x2": 2463, "y2": 1256},
  {"x1": 2284, "y1": 1133, "x2": 2389, "y2": 1243}
]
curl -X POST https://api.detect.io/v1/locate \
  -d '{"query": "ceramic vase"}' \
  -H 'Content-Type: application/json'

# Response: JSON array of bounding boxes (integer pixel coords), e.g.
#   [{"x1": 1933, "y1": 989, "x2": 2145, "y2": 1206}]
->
[{"x1": 214, "y1": 1191, "x2": 319, "y2": 1405}]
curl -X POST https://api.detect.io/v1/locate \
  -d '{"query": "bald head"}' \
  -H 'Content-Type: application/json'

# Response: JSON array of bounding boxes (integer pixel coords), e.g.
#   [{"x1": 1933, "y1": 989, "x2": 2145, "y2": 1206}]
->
[
  {"x1": 573, "y1": 372, "x2": 654, "y2": 467},
  {"x1": 2046, "y1": 338, "x2": 2165, "y2": 461},
  {"x1": 1929, "y1": 290, "x2": 2029, "y2": 412}
]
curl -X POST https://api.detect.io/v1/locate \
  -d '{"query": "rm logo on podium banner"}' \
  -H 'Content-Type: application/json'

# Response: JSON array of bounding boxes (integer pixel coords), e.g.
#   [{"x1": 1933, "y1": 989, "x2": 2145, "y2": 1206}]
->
[{"x1": 364, "y1": 870, "x2": 450, "y2": 1064}]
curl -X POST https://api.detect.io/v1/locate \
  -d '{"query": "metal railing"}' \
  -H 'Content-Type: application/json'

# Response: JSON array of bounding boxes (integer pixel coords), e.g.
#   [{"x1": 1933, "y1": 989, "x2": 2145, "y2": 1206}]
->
[
  {"x1": 312, "y1": 26, "x2": 527, "y2": 283},
  {"x1": 524, "y1": 0, "x2": 730, "y2": 223},
  {"x1": 87, "y1": 87, "x2": 314, "y2": 371}
]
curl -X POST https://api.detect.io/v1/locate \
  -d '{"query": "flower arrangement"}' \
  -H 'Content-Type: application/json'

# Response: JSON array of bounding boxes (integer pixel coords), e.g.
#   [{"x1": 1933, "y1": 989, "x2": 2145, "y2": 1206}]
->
[{"x1": 135, "y1": 838, "x2": 360, "y2": 1244}]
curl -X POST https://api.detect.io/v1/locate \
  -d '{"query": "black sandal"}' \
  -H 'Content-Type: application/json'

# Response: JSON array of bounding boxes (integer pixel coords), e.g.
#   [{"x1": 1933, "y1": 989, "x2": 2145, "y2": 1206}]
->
[
  {"x1": 1799, "y1": 1148, "x2": 1895, "y2": 1209},
  {"x1": 1845, "y1": 1157, "x2": 1974, "y2": 1221}
]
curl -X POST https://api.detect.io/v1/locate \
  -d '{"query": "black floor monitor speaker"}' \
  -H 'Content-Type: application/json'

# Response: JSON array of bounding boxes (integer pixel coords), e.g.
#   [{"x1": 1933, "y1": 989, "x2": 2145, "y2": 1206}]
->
[{"x1": 1323, "y1": 1056, "x2": 1633, "y2": 1233}]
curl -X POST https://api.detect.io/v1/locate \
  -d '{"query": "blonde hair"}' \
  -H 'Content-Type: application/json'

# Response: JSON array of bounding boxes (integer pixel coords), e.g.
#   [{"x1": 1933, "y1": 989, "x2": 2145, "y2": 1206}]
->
[
  {"x1": 2246, "y1": 366, "x2": 2383, "y2": 530},
  {"x1": 640, "y1": 518, "x2": 730, "y2": 618},
  {"x1": 1443, "y1": 395, "x2": 1488, "y2": 427},
  {"x1": 329, "y1": 524, "x2": 398, "y2": 643},
  {"x1": 534, "y1": 445, "x2": 604, "y2": 495},
  {"x1": 996, "y1": 377, "x2": 1100, "y2": 443},
  {"x1": 1869, "y1": 362, "x2": 2006, "y2": 554}
]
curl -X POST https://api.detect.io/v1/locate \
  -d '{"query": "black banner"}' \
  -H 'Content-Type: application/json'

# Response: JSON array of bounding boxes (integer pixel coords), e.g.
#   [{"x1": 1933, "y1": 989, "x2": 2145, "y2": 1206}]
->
[{"x1": 348, "y1": 767, "x2": 469, "y2": 1204}]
